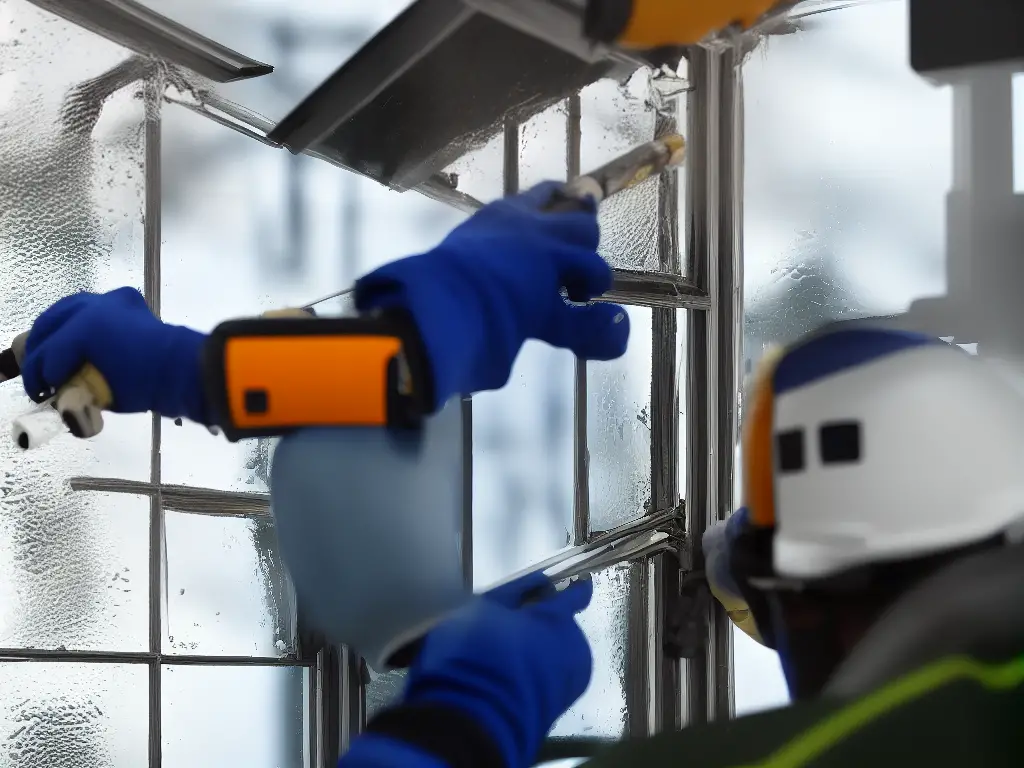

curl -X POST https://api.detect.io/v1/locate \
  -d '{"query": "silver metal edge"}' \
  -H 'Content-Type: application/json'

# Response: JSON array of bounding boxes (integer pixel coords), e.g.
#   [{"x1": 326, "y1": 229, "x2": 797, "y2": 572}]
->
[{"x1": 26, "y1": 0, "x2": 274, "y2": 83}]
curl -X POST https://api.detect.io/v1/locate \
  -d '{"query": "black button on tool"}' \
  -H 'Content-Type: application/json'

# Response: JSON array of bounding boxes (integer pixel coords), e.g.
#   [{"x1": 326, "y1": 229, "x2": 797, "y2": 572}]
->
[{"x1": 244, "y1": 388, "x2": 269, "y2": 415}]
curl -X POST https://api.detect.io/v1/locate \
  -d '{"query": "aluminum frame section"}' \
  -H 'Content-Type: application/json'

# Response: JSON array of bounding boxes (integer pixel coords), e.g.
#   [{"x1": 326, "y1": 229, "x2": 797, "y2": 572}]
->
[
  {"x1": 26, "y1": 0, "x2": 273, "y2": 83},
  {"x1": 568, "y1": 93, "x2": 591, "y2": 548},
  {"x1": 683, "y1": 44, "x2": 741, "y2": 727},
  {"x1": 626, "y1": 102, "x2": 685, "y2": 738},
  {"x1": 267, "y1": 0, "x2": 627, "y2": 191}
]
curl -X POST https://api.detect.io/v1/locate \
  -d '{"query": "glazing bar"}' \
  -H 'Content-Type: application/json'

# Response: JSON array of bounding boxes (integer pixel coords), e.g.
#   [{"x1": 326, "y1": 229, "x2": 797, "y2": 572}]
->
[
  {"x1": 682, "y1": 45, "x2": 717, "y2": 729},
  {"x1": 603, "y1": 270, "x2": 711, "y2": 311},
  {"x1": 0, "y1": 648, "x2": 314, "y2": 666},
  {"x1": 709, "y1": 43, "x2": 744, "y2": 724},
  {"x1": 568, "y1": 93, "x2": 590, "y2": 548},
  {"x1": 489, "y1": 508, "x2": 681, "y2": 590},
  {"x1": 26, "y1": 0, "x2": 273, "y2": 83},
  {"x1": 626, "y1": 102, "x2": 685, "y2": 737},
  {"x1": 143, "y1": 78, "x2": 164, "y2": 768}
]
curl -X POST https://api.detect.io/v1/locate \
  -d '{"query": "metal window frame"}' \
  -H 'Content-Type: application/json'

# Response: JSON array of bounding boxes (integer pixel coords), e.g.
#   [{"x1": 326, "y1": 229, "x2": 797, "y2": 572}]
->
[{"x1": 1, "y1": 18, "x2": 745, "y2": 768}]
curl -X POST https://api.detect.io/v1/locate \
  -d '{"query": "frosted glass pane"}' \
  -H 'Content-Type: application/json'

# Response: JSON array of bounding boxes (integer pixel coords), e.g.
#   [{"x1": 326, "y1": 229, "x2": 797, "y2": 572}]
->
[
  {"x1": 473, "y1": 342, "x2": 575, "y2": 586},
  {"x1": 162, "y1": 665, "x2": 308, "y2": 768},
  {"x1": 551, "y1": 564, "x2": 629, "y2": 738},
  {"x1": 366, "y1": 668, "x2": 407, "y2": 721},
  {"x1": 580, "y1": 74, "x2": 660, "y2": 272},
  {"x1": 520, "y1": 101, "x2": 568, "y2": 189},
  {"x1": 587, "y1": 307, "x2": 653, "y2": 533},
  {"x1": 0, "y1": 662, "x2": 148, "y2": 768},
  {"x1": 0, "y1": 2, "x2": 151, "y2": 481},
  {"x1": 164, "y1": 512, "x2": 296, "y2": 657},
  {"x1": 743, "y1": 0, "x2": 951, "y2": 369},
  {"x1": 443, "y1": 129, "x2": 505, "y2": 205},
  {"x1": 0, "y1": 492, "x2": 148, "y2": 652},
  {"x1": 159, "y1": 105, "x2": 463, "y2": 491}
]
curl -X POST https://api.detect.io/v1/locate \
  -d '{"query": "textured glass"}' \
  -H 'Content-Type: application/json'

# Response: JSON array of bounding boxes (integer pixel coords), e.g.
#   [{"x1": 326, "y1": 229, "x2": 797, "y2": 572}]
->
[
  {"x1": 0, "y1": 662, "x2": 148, "y2": 768},
  {"x1": 443, "y1": 129, "x2": 506, "y2": 205},
  {"x1": 366, "y1": 668, "x2": 407, "y2": 721},
  {"x1": 473, "y1": 342, "x2": 575, "y2": 586},
  {"x1": 0, "y1": 2, "x2": 150, "y2": 481},
  {"x1": 159, "y1": 105, "x2": 464, "y2": 490},
  {"x1": 551, "y1": 564, "x2": 629, "y2": 738},
  {"x1": 739, "y1": 0, "x2": 949, "y2": 713},
  {"x1": 587, "y1": 307, "x2": 653, "y2": 533},
  {"x1": 163, "y1": 511, "x2": 296, "y2": 656},
  {"x1": 743, "y1": 0, "x2": 951, "y2": 369},
  {"x1": 580, "y1": 74, "x2": 660, "y2": 271},
  {"x1": 520, "y1": 101, "x2": 568, "y2": 189},
  {"x1": 0, "y1": 492, "x2": 148, "y2": 652},
  {"x1": 162, "y1": 665, "x2": 307, "y2": 768}
]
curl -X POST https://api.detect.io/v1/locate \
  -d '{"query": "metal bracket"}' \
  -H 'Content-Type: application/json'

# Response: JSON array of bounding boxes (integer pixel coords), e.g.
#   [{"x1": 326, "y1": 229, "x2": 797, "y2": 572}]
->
[{"x1": 665, "y1": 569, "x2": 712, "y2": 660}]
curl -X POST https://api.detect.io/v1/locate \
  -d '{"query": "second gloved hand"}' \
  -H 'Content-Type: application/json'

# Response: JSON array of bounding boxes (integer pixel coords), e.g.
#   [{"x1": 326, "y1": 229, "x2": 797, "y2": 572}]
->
[
  {"x1": 19, "y1": 287, "x2": 210, "y2": 424},
  {"x1": 355, "y1": 182, "x2": 630, "y2": 411},
  {"x1": 406, "y1": 571, "x2": 593, "y2": 768}
]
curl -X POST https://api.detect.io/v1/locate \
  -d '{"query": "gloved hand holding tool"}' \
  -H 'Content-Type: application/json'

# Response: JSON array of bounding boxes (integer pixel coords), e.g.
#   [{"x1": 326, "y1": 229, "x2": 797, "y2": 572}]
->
[
  {"x1": 342, "y1": 570, "x2": 594, "y2": 768},
  {"x1": 0, "y1": 133, "x2": 683, "y2": 447}
]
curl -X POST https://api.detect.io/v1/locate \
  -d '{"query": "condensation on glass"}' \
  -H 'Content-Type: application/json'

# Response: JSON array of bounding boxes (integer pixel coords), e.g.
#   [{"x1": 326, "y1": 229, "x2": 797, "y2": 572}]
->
[
  {"x1": 442, "y1": 130, "x2": 506, "y2": 205},
  {"x1": 551, "y1": 563, "x2": 630, "y2": 738},
  {"x1": 0, "y1": 662, "x2": 149, "y2": 768},
  {"x1": 580, "y1": 74, "x2": 661, "y2": 272},
  {"x1": 736, "y1": 0, "x2": 953, "y2": 714},
  {"x1": 0, "y1": 492, "x2": 149, "y2": 652},
  {"x1": 520, "y1": 100, "x2": 570, "y2": 189},
  {"x1": 742, "y1": 0, "x2": 952, "y2": 373},
  {"x1": 161, "y1": 664, "x2": 308, "y2": 768},
  {"x1": 0, "y1": 2, "x2": 151, "y2": 487},
  {"x1": 587, "y1": 307, "x2": 654, "y2": 534},
  {"x1": 163, "y1": 511, "x2": 296, "y2": 657},
  {"x1": 365, "y1": 668, "x2": 408, "y2": 722},
  {"x1": 0, "y1": 3, "x2": 154, "y2": 652}
]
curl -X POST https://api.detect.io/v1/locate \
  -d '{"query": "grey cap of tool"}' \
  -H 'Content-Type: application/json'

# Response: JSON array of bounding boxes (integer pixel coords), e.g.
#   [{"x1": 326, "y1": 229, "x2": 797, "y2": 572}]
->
[{"x1": 270, "y1": 398, "x2": 468, "y2": 671}]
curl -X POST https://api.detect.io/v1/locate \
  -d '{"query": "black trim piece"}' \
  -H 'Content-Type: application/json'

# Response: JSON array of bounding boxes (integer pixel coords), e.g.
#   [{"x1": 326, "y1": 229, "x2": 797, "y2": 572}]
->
[
  {"x1": 910, "y1": 0, "x2": 1024, "y2": 77},
  {"x1": 268, "y1": 0, "x2": 621, "y2": 191},
  {"x1": 201, "y1": 315, "x2": 431, "y2": 442},
  {"x1": 365, "y1": 703, "x2": 505, "y2": 768}
]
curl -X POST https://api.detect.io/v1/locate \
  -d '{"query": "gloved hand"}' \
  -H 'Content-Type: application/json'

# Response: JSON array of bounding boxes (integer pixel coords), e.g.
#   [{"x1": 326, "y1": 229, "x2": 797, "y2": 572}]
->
[
  {"x1": 355, "y1": 182, "x2": 630, "y2": 411},
  {"x1": 349, "y1": 570, "x2": 594, "y2": 768},
  {"x1": 19, "y1": 287, "x2": 210, "y2": 424}
]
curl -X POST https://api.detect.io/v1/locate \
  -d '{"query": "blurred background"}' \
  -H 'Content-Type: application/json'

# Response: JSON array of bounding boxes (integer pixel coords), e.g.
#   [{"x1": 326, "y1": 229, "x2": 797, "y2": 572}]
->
[{"x1": 2, "y1": 0, "x2": 1018, "y2": 763}]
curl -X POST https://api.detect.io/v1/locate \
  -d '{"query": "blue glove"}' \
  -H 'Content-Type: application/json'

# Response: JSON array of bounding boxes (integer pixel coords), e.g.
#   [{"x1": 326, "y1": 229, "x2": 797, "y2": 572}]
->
[
  {"x1": 19, "y1": 287, "x2": 210, "y2": 424},
  {"x1": 355, "y1": 182, "x2": 630, "y2": 411},
  {"x1": 351, "y1": 570, "x2": 594, "y2": 768}
]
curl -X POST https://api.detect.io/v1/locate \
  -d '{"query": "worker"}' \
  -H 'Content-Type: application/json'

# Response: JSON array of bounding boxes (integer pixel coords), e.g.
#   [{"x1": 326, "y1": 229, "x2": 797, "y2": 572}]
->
[
  {"x1": 15, "y1": 181, "x2": 629, "y2": 432},
  {"x1": 339, "y1": 569, "x2": 594, "y2": 768},
  {"x1": 584, "y1": 325, "x2": 1024, "y2": 766}
]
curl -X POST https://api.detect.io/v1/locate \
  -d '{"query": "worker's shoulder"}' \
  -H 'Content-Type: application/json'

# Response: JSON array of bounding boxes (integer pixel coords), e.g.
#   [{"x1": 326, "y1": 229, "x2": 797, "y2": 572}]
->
[{"x1": 583, "y1": 654, "x2": 1024, "y2": 768}]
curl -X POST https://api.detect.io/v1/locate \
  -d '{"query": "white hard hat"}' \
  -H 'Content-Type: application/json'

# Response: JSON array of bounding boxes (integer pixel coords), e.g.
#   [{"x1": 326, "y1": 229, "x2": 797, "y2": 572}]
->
[{"x1": 742, "y1": 327, "x2": 1024, "y2": 581}]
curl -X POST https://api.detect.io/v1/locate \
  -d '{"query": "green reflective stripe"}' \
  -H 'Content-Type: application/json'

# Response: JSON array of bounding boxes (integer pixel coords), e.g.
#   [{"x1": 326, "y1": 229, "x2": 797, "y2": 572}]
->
[{"x1": 746, "y1": 655, "x2": 1024, "y2": 768}]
